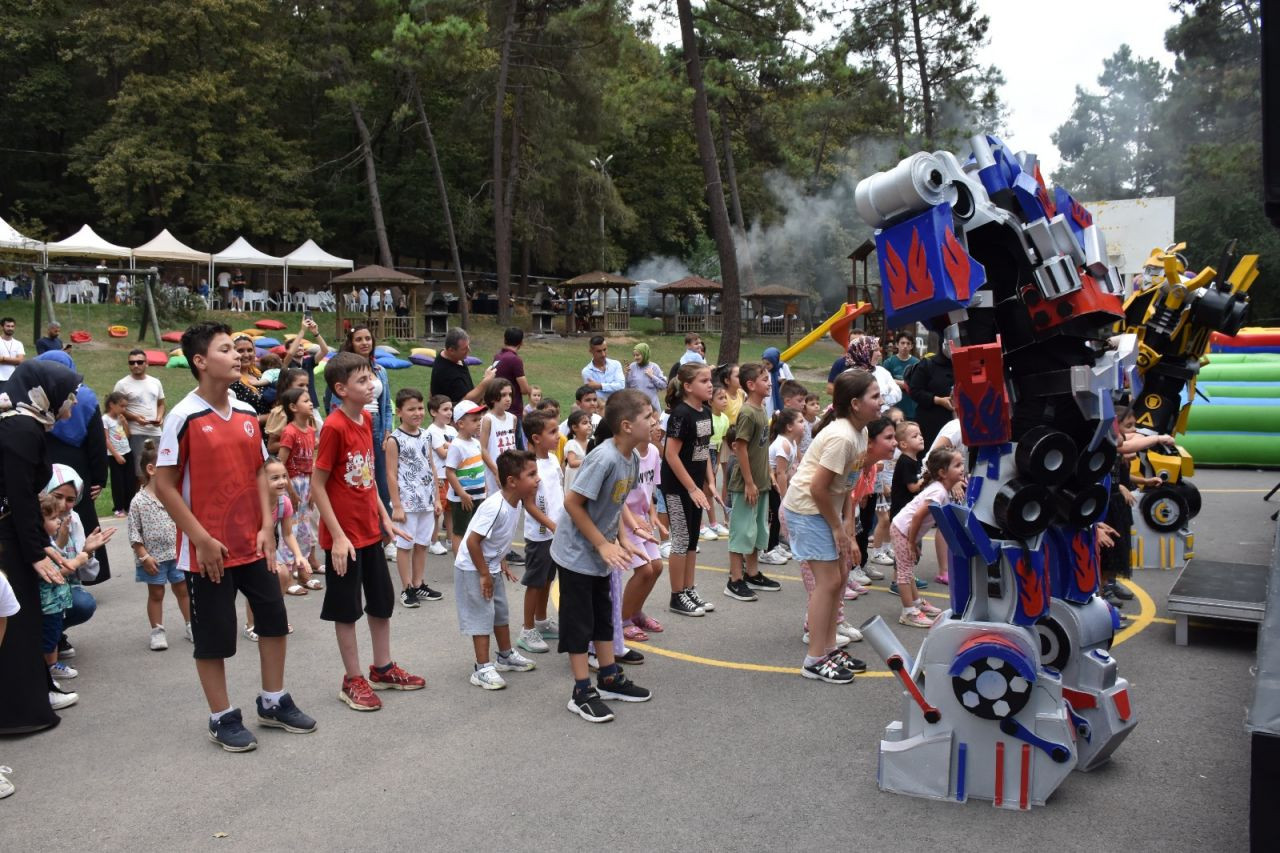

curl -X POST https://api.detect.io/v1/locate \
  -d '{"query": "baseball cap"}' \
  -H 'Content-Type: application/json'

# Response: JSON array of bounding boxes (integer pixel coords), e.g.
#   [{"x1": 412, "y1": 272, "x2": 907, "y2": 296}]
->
[{"x1": 453, "y1": 400, "x2": 488, "y2": 422}]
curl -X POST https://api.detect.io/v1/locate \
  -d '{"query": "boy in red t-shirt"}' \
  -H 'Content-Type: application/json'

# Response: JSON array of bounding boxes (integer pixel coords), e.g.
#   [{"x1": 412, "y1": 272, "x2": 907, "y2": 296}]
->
[
  {"x1": 312, "y1": 352, "x2": 425, "y2": 710},
  {"x1": 156, "y1": 321, "x2": 315, "y2": 752}
]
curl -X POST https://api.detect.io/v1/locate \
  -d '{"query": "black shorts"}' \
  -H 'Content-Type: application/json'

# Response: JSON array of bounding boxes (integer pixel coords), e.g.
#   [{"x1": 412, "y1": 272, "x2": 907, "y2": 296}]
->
[
  {"x1": 187, "y1": 559, "x2": 288, "y2": 659},
  {"x1": 662, "y1": 488, "x2": 703, "y2": 556},
  {"x1": 520, "y1": 538, "x2": 556, "y2": 588},
  {"x1": 555, "y1": 565, "x2": 612, "y2": 654},
  {"x1": 321, "y1": 542, "x2": 396, "y2": 623},
  {"x1": 451, "y1": 502, "x2": 476, "y2": 536}
]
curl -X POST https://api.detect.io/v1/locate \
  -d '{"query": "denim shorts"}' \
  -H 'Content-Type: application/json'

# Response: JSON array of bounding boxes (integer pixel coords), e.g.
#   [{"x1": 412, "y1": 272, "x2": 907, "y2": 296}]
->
[
  {"x1": 655, "y1": 489, "x2": 667, "y2": 514},
  {"x1": 136, "y1": 558, "x2": 186, "y2": 585},
  {"x1": 783, "y1": 509, "x2": 838, "y2": 562}
]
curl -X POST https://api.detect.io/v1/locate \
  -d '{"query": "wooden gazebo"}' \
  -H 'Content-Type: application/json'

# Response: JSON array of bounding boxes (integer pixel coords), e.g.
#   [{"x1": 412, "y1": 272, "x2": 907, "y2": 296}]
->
[
  {"x1": 744, "y1": 284, "x2": 812, "y2": 340},
  {"x1": 332, "y1": 265, "x2": 427, "y2": 341},
  {"x1": 656, "y1": 275, "x2": 722, "y2": 334},
  {"x1": 556, "y1": 270, "x2": 636, "y2": 335}
]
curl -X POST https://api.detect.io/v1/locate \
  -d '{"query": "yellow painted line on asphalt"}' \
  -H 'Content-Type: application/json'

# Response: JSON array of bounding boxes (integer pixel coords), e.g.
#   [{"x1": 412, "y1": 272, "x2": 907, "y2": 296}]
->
[{"x1": 1113, "y1": 578, "x2": 1155, "y2": 646}]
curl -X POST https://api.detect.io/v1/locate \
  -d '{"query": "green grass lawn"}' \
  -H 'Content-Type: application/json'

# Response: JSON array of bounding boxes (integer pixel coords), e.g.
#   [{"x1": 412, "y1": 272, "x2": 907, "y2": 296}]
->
[{"x1": 6, "y1": 298, "x2": 845, "y2": 517}]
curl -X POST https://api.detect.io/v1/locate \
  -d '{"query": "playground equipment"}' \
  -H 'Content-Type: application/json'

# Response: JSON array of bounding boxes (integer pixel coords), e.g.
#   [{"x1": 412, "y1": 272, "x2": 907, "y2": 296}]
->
[{"x1": 777, "y1": 302, "x2": 871, "y2": 363}]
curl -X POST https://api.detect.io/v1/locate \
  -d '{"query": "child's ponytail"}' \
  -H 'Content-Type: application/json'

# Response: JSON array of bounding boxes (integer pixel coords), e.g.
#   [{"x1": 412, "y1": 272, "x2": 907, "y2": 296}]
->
[{"x1": 919, "y1": 446, "x2": 959, "y2": 488}]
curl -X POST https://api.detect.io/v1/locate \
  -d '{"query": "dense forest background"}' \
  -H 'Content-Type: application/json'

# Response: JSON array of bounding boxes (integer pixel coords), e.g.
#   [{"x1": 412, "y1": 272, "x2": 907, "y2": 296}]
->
[{"x1": 1, "y1": 0, "x2": 1274, "y2": 329}]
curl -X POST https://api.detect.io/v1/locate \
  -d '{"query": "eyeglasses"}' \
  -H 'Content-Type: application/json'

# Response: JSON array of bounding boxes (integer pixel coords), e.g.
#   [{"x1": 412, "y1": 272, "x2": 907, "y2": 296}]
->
[{"x1": 128, "y1": 360, "x2": 145, "y2": 366}]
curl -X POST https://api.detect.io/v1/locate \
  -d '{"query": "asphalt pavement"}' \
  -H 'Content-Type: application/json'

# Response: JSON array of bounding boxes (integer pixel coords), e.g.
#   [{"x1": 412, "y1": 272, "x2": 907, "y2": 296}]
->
[{"x1": 2, "y1": 468, "x2": 1275, "y2": 852}]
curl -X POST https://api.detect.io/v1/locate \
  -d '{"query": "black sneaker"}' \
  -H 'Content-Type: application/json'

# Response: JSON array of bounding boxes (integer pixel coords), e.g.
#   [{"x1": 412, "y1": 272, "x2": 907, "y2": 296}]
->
[
  {"x1": 687, "y1": 586, "x2": 715, "y2": 612},
  {"x1": 617, "y1": 649, "x2": 645, "y2": 665},
  {"x1": 416, "y1": 583, "x2": 443, "y2": 602},
  {"x1": 208, "y1": 709, "x2": 258, "y2": 752},
  {"x1": 256, "y1": 693, "x2": 317, "y2": 734},
  {"x1": 668, "y1": 590, "x2": 705, "y2": 617},
  {"x1": 724, "y1": 578, "x2": 758, "y2": 601},
  {"x1": 568, "y1": 688, "x2": 615, "y2": 723},
  {"x1": 1102, "y1": 588, "x2": 1125, "y2": 608},
  {"x1": 400, "y1": 588, "x2": 420, "y2": 609},
  {"x1": 832, "y1": 649, "x2": 868, "y2": 673},
  {"x1": 802, "y1": 654, "x2": 855, "y2": 684},
  {"x1": 597, "y1": 671, "x2": 652, "y2": 702},
  {"x1": 57, "y1": 635, "x2": 75, "y2": 660},
  {"x1": 745, "y1": 571, "x2": 782, "y2": 592},
  {"x1": 1106, "y1": 581, "x2": 1134, "y2": 601},
  {"x1": 505, "y1": 550, "x2": 526, "y2": 565}
]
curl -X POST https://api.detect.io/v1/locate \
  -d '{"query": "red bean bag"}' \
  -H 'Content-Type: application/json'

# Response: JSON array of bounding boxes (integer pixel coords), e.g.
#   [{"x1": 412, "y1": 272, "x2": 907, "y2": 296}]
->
[
  {"x1": 145, "y1": 350, "x2": 168, "y2": 367},
  {"x1": 255, "y1": 319, "x2": 286, "y2": 331},
  {"x1": 271, "y1": 345, "x2": 287, "y2": 356},
  {"x1": 69, "y1": 330, "x2": 92, "y2": 344},
  {"x1": 161, "y1": 331, "x2": 183, "y2": 343}
]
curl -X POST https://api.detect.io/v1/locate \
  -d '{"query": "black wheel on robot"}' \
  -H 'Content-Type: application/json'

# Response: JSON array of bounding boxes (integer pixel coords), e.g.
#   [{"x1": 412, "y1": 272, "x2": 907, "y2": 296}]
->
[
  {"x1": 1015, "y1": 426, "x2": 1077, "y2": 487},
  {"x1": 952, "y1": 656, "x2": 1034, "y2": 721},
  {"x1": 1169, "y1": 479, "x2": 1202, "y2": 518},
  {"x1": 1072, "y1": 438, "x2": 1117, "y2": 486},
  {"x1": 1139, "y1": 485, "x2": 1190, "y2": 533},
  {"x1": 1035, "y1": 615, "x2": 1072, "y2": 671}
]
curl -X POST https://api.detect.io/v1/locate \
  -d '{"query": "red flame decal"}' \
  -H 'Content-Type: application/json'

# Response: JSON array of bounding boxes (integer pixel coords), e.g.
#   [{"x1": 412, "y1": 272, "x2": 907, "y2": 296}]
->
[
  {"x1": 1071, "y1": 530, "x2": 1096, "y2": 593},
  {"x1": 1015, "y1": 551, "x2": 1046, "y2": 617},
  {"x1": 1069, "y1": 199, "x2": 1092, "y2": 229},
  {"x1": 942, "y1": 227, "x2": 973, "y2": 300},
  {"x1": 907, "y1": 228, "x2": 934, "y2": 299},
  {"x1": 883, "y1": 240, "x2": 908, "y2": 309},
  {"x1": 1034, "y1": 165, "x2": 1057, "y2": 218}
]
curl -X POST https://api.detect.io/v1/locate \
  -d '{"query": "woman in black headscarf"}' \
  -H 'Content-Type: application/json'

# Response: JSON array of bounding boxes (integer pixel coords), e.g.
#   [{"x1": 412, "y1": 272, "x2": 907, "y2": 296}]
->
[
  {"x1": 0, "y1": 359, "x2": 82, "y2": 734},
  {"x1": 36, "y1": 350, "x2": 110, "y2": 583}
]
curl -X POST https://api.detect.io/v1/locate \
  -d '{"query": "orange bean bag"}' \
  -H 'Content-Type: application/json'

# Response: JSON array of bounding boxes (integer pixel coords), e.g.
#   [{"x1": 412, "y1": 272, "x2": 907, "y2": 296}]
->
[
  {"x1": 108, "y1": 325, "x2": 128, "y2": 338},
  {"x1": 255, "y1": 319, "x2": 286, "y2": 331}
]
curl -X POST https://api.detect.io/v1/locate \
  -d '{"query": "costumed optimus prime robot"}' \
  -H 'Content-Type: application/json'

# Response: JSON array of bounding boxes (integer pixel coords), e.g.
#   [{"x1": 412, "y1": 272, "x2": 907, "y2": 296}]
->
[{"x1": 852, "y1": 135, "x2": 1143, "y2": 810}]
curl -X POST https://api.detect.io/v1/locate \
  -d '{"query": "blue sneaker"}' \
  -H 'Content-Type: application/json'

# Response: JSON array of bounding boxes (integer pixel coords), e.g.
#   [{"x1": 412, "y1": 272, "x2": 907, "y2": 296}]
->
[
  {"x1": 256, "y1": 694, "x2": 317, "y2": 734},
  {"x1": 208, "y1": 709, "x2": 257, "y2": 752},
  {"x1": 889, "y1": 579, "x2": 930, "y2": 595}
]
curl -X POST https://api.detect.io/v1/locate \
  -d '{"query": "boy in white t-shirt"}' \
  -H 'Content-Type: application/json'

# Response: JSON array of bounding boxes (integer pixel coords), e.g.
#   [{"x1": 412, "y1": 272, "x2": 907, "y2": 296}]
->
[
  {"x1": 454, "y1": 450, "x2": 540, "y2": 690},
  {"x1": 515, "y1": 411, "x2": 564, "y2": 654},
  {"x1": 425, "y1": 395, "x2": 457, "y2": 555}
]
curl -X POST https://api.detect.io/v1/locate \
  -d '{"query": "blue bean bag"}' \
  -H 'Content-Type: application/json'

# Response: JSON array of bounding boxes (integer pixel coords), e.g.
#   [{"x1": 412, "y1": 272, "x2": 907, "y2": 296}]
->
[
  {"x1": 375, "y1": 345, "x2": 400, "y2": 356},
  {"x1": 254, "y1": 337, "x2": 281, "y2": 349},
  {"x1": 409, "y1": 354, "x2": 435, "y2": 367},
  {"x1": 377, "y1": 355, "x2": 412, "y2": 370},
  {"x1": 464, "y1": 356, "x2": 483, "y2": 366}
]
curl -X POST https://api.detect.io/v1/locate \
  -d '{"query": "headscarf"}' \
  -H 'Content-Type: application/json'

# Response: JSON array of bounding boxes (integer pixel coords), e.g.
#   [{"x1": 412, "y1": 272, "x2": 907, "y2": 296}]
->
[
  {"x1": 633, "y1": 342, "x2": 651, "y2": 366},
  {"x1": 0, "y1": 359, "x2": 82, "y2": 428},
  {"x1": 37, "y1": 351, "x2": 100, "y2": 448},
  {"x1": 45, "y1": 463, "x2": 84, "y2": 503},
  {"x1": 762, "y1": 347, "x2": 784, "y2": 412},
  {"x1": 843, "y1": 335, "x2": 876, "y2": 371}
]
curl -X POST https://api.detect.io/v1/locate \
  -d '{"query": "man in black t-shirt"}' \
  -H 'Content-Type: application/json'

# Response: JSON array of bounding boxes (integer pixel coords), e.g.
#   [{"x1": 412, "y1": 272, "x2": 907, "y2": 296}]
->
[{"x1": 429, "y1": 327, "x2": 493, "y2": 405}]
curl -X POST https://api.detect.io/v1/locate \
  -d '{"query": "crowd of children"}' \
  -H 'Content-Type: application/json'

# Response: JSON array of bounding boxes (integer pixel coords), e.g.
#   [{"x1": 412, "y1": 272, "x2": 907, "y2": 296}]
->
[{"x1": 18, "y1": 319, "x2": 1162, "y2": 762}]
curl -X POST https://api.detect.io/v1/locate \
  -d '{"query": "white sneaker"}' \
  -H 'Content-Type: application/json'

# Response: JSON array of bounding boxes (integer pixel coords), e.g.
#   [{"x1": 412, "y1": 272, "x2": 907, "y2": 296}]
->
[
  {"x1": 495, "y1": 648, "x2": 536, "y2": 672},
  {"x1": 184, "y1": 623, "x2": 194, "y2": 643},
  {"x1": 659, "y1": 540, "x2": 672, "y2": 559},
  {"x1": 836, "y1": 621, "x2": 864, "y2": 642},
  {"x1": 469, "y1": 663, "x2": 506, "y2": 690},
  {"x1": 778, "y1": 543, "x2": 793, "y2": 558},
  {"x1": 758, "y1": 548, "x2": 788, "y2": 565},
  {"x1": 0, "y1": 766, "x2": 12, "y2": 800},
  {"x1": 587, "y1": 652, "x2": 600, "y2": 671},
  {"x1": 864, "y1": 563, "x2": 886, "y2": 580},
  {"x1": 516, "y1": 627, "x2": 549, "y2": 654},
  {"x1": 428, "y1": 540, "x2": 449, "y2": 555},
  {"x1": 49, "y1": 689, "x2": 79, "y2": 710},
  {"x1": 870, "y1": 549, "x2": 896, "y2": 566},
  {"x1": 150, "y1": 625, "x2": 168, "y2": 651},
  {"x1": 49, "y1": 661, "x2": 78, "y2": 679},
  {"x1": 712, "y1": 523, "x2": 730, "y2": 536},
  {"x1": 243, "y1": 625, "x2": 258, "y2": 642},
  {"x1": 800, "y1": 630, "x2": 850, "y2": 648},
  {"x1": 699, "y1": 527, "x2": 718, "y2": 541},
  {"x1": 850, "y1": 567, "x2": 872, "y2": 586}
]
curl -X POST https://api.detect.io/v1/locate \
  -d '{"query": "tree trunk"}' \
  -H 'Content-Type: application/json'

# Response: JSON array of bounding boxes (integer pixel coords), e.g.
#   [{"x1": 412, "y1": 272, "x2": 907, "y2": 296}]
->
[
  {"x1": 909, "y1": 0, "x2": 933, "y2": 143},
  {"x1": 492, "y1": 0, "x2": 517, "y2": 325},
  {"x1": 350, "y1": 99, "x2": 393, "y2": 268},
  {"x1": 720, "y1": 111, "x2": 757, "y2": 291},
  {"x1": 409, "y1": 77, "x2": 469, "y2": 328},
  {"x1": 678, "y1": 0, "x2": 742, "y2": 363},
  {"x1": 890, "y1": 0, "x2": 907, "y2": 141}
]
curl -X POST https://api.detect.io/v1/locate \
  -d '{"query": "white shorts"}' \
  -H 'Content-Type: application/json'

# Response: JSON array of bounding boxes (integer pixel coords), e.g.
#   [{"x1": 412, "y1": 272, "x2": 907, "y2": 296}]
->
[{"x1": 394, "y1": 509, "x2": 437, "y2": 549}]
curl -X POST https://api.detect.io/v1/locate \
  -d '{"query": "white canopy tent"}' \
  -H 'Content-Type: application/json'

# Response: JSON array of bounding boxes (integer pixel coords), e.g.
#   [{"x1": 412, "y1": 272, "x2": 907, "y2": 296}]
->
[
  {"x1": 283, "y1": 239, "x2": 353, "y2": 301},
  {"x1": 46, "y1": 224, "x2": 131, "y2": 259},
  {"x1": 132, "y1": 229, "x2": 211, "y2": 263},
  {"x1": 0, "y1": 215, "x2": 45, "y2": 253},
  {"x1": 212, "y1": 237, "x2": 285, "y2": 307}
]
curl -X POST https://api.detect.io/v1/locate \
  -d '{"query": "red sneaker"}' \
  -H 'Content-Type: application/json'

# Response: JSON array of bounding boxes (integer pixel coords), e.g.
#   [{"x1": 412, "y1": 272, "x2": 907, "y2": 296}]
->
[
  {"x1": 368, "y1": 662, "x2": 426, "y2": 691},
  {"x1": 339, "y1": 675, "x2": 382, "y2": 711}
]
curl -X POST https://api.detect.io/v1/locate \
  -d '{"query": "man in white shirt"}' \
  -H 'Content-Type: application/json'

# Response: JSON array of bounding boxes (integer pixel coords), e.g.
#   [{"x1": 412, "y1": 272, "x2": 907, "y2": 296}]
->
[
  {"x1": 113, "y1": 349, "x2": 166, "y2": 475},
  {"x1": 0, "y1": 317, "x2": 25, "y2": 381},
  {"x1": 580, "y1": 335, "x2": 625, "y2": 403}
]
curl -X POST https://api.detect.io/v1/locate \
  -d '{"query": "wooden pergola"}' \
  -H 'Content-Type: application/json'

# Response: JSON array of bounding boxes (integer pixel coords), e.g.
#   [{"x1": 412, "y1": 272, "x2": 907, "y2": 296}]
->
[
  {"x1": 656, "y1": 275, "x2": 722, "y2": 334},
  {"x1": 332, "y1": 264, "x2": 427, "y2": 342},
  {"x1": 556, "y1": 270, "x2": 636, "y2": 335},
  {"x1": 744, "y1": 284, "x2": 813, "y2": 342}
]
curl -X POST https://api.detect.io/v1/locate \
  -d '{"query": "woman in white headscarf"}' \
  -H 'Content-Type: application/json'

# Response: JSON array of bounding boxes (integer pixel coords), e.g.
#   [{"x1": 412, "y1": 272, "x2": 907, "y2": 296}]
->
[{"x1": 0, "y1": 360, "x2": 82, "y2": 734}]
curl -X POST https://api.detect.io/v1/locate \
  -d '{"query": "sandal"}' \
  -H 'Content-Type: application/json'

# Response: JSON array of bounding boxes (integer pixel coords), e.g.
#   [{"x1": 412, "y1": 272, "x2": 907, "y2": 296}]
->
[
  {"x1": 623, "y1": 624, "x2": 649, "y2": 642},
  {"x1": 285, "y1": 584, "x2": 308, "y2": 596},
  {"x1": 633, "y1": 612, "x2": 664, "y2": 633},
  {"x1": 302, "y1": 578, "x2": 324, "y2": 590}
]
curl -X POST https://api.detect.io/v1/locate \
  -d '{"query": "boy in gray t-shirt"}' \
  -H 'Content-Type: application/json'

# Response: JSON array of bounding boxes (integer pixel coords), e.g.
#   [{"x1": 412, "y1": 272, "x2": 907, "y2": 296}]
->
[{"x1": 551, "y1": 389, "x2": 655, "y2": 723}]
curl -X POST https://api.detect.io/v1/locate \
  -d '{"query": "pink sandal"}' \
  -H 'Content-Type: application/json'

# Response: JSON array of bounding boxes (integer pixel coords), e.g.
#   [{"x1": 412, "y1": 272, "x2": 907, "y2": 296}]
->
[
  {"x1": 623, "y1": 624, "x2": 649, "y2": 642},
  {"x1": 633, "y1": 612, "x2": 664, "y2": 633}
]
